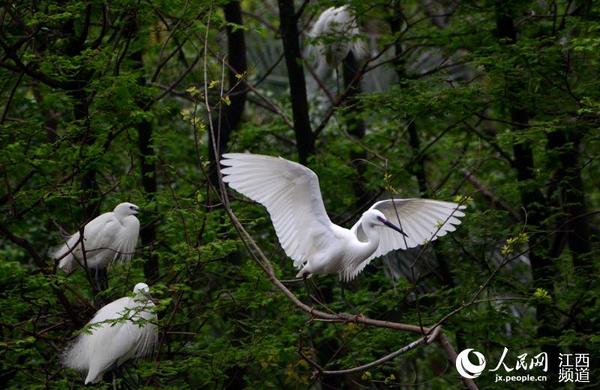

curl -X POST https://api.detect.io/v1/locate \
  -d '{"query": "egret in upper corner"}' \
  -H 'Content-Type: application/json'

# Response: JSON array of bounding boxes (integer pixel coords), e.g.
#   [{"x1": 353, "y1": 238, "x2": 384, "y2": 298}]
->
[
  {"x1": 62, "y1": 283, "x2": 158, "y2": 385},
  {"x1": 307, "y1": 5, "x2": 367, "y2": 77},
  {"x1": 221, "y1": 153, "x2": 466, "y2": 281},
  {"x1": 51, "y1": 202, "x2": 141, "y2": 286}
]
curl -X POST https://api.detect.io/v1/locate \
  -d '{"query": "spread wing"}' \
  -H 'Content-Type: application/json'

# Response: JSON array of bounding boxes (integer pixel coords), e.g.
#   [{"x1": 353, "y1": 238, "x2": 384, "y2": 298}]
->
[
  {"x1": 221, "y1": 153, "x2": 337, "y2": 268},
  {"x1": 348, "y1": 198, "x2": 466, "y2": 279}
]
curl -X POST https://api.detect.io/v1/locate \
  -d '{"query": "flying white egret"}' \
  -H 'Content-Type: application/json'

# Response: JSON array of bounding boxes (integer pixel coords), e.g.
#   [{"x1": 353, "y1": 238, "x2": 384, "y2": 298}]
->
[
  {"x1": 220, "y1": 153, "x2": 466, "y2": 281},
  {"x1": 51, "y1": 203, "x2": 141, "y2": 278},
  {"x1": 307, "y1": 5, "x2": 367, "y2": 77},
  {"x1": 63, "y1": 282, "x2": 158, "y2": 385}
]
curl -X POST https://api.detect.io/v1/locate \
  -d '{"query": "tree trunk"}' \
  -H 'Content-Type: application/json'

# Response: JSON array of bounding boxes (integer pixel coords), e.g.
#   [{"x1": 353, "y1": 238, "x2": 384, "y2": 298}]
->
[
  {"x1": 342, "y1": 52, "x2": 369, "y2": 206},
  {"x1": 495, "y1": 4, "x2": 559, "y2": 382},
  {"x1": 389, "y1": 3, "x2": 428, "y2": 197},
  {"x1": 208, "y1": 0, "x2": 248, "y2": 187},
  {"x1": 547, "y1": 128, "x2": 592, "y2": 269},
  {"x1": 129, "y1": 15, "x2": 160, "y2": 283},
  {"x1": 278, "y1": 0, "x2": 314, "y2": 164},
  {"x1": 211, "y1": 6, "x2": 250, "y2": 388},
  {"x1": 61, "y1": 7, "x2": 103, "y2": 284},
  {"x1": 389, "y1": 4, "x2": 457, "y2": 290},
  {"x1": 137, "y1": 109, "x2": 159, "y2": 283}
]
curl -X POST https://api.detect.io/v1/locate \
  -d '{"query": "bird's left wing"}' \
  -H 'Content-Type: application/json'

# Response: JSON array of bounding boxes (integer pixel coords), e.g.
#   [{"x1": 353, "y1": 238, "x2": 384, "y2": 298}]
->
[
  {"x1": 81, "y1": 213, "x2": 117, "y2": 249},
  {"x1": 221, "y1": 153, "x2": 337, "y2": 268},
  {"x1": 347, "y1": 198, "x2": 466, "y2": 279},
  {"x1": 86, "y1": 213, "x2": 138, "y2": 263}
]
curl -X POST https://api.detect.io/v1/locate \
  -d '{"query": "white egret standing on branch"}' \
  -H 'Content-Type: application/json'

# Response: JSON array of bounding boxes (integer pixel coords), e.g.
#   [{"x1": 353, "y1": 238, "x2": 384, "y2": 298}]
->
[
  {"x1": 51, "y1": 202, "x2": 141, "y2": 286},
  {"x1": 220, "y1": 153, "x2": 466, "y2": 281},
  {"x1": 307, "y1": 5, "x2": 367, "y2": 78},
  {"x1": 62, "y1": 282, "x2": 158, "y2": 385}
]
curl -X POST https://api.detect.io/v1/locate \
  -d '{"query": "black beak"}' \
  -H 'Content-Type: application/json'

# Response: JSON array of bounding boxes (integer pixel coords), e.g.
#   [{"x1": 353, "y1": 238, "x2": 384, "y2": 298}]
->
[
  {"x1": 377, "y1": 216, "x2": 408, "y2": 237},
  {"x1": 141, "y1": 291, "x2": 157, "y2": 303}
]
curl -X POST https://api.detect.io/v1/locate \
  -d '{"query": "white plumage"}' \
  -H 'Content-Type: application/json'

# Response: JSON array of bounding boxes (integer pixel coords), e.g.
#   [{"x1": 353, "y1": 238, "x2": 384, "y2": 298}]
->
[
  {"x1": 221, "y1": 153, "x2": 466, "y2": 281},
  {"x1": 52, "y1": 202, "x2": 140, "y2": 273},
  {"x1": 307, "y1": 5, "x2": 367, "y2": 76},
  {"x1": 63, "y1": 283, "x2": 158, "y2": 385}
]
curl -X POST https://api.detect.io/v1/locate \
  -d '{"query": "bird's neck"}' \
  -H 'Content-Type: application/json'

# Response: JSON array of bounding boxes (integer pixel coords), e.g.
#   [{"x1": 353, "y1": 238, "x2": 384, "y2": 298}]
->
[{"x1": 356, "y1": 225, "x2": 380, "y2": 259}]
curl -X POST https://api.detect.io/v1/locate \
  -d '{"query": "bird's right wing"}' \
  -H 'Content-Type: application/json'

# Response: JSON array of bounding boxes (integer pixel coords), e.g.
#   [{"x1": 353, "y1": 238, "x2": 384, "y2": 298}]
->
[
  {"x1": 221, "y1": 153, "x2": 337, "y2": 268},
  {"x1": 131, "y1": 301, "x2": 158, "y2": 359},
  {"x1": 345, "y1": 198, "x2": 466, "y2": 280},
  {"x1": 353, "y1": 198, "x2": 466, "y2": 256}
]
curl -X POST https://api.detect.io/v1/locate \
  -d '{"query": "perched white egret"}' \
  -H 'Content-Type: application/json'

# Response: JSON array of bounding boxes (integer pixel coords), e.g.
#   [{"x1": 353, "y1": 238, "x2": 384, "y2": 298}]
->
[
  {"x1": 221, "y1": 153, "x2": 466, "y2": 281},
  {"x1": 63, "y1": 282, "x2": 158, "y2": 385},
  {"x1": 51, "y1": 202, "x2": 141, "y2": 274},
  {"x1": 307, "y1": 5, "x2": 367, "y2": 76}
]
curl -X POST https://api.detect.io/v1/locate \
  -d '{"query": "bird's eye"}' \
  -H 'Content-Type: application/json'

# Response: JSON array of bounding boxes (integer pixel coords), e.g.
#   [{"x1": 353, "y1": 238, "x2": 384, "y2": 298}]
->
[{"x1": 129, "y1": 206, "x2": 134, "y2": 210}]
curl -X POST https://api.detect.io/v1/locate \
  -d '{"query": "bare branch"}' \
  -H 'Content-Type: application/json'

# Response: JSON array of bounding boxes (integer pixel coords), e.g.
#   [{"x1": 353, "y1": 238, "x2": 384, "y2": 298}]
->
[{"x1": 299, "y1": 326, "x2": 441, "y2": 376}]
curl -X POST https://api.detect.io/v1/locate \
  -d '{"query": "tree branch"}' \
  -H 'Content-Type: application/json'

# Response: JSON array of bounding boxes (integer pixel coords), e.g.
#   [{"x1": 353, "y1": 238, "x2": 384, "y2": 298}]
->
[
  {"x1": 0, "y1": 223, "x2": 81, "y2": 326},
  {"x1": 299, "y1": 326, "x2": 441, "y2": 376},
  {"x1": 461, "y1": 169, "x2": 521, "y2": 221}
]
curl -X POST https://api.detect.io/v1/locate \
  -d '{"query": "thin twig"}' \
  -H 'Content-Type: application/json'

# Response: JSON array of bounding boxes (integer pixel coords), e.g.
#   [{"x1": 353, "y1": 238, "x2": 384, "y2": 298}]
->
[{"x1": 299, "y1": 326, "x2": 441, "y2": 376}]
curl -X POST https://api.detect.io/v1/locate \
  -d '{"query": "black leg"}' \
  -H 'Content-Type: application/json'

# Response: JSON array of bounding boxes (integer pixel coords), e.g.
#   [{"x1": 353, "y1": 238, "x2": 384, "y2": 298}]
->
[
  {"x1": 97, "y1": 268, "x2": 108, "y2": 291},
  {"x1": 303, "y1": 273, "x2": 311, "y2": 299},
  {"x1": 93, "y1": 268, "x2": 100, "y2": 291}
]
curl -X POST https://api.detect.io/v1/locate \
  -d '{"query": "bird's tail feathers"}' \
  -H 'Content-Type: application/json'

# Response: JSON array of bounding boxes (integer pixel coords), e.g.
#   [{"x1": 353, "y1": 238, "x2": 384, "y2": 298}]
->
[
  {"x1": 107, "y1": 234, "x2": 137, "y2": 269},
  {"x1": 63, "y1": 331, "x2": 105, "y2": 384},
  {"x1": 304, "y1": 43, "x2": 329, "y2": 82},
  {"x1": 49, "y1": 241, "x2": 79, "y2": 274},
  {"x1": 133, "y1": 323, "x2": 159, "y2": 359},
  {"x1": 50, "y1": 232, "x2": 81, "y2": 273},
  {"x1": 84, "y1": 370, "x2": 104, "y2": 385},
  {"x1": 340, "y1": 258, "x2": 369, "y2": 283},
  {"x1": 62, "y1": 335, "x2": 89, "y2": 372}
]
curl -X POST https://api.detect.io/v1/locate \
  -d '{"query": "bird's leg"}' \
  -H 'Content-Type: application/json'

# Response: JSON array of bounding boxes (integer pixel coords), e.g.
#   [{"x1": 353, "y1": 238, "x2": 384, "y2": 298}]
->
[
  {"x1": 113, "y1": 363, "x2": 136, "y2": 390},
  {"x1": 93, "y1": 268, "x2": 100, "y2": 291},
  {"x1": 121, "y1": 366, "x2": 135, "y2": 389},
  {"x1": 98, "y1": 268, "x2": 108, "y2": 291},
  {"x1": 112, "y1": 371, "x2": 117, "y2": 390},
  {"x1": 301, "y1": 275, "x2": 328, "y2": 308},
  {"x1": 302, "y1": 273, "x2": 312, "y2": 299},
  {"x1": 92, "y1": 268, "x2": 109, "y2": 292},
  {"x1": 91, "y1": 269, "x2": 108, "y2": 306},
  {"x1": 309, "y1": 277, "x2": 326, "y2": 306}
]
